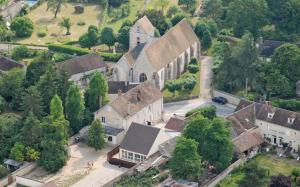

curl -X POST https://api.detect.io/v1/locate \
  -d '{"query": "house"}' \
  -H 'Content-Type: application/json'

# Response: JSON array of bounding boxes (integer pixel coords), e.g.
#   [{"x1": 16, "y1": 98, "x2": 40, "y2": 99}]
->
[
  {"x1": 113, "y1": 16, "x2": 201, "y2": 90},
  {"x1": 228, "y1": 100, "x2": 300, "y2": 153},
  {"x1": 119, "y1": 122, "x2": 171, "y2": 163},
  {"x1": 94, "y1": 81, "x2": 163, "y2": 144},
  {"x1": 56, "y1": 54, "x2": 108, "y2": 88},
  {"x1": 259, "y1": 39, "x2": 300, "y2": 59},
  {"x1": 0, "y1": 56, "x2": 24, "y2": 73},
  {"x1": 107, "y1": 81, "x2": 139, "y2": 101},
  {"x1": 164, "y1": 115, "x2": 187, "y2": 133}
]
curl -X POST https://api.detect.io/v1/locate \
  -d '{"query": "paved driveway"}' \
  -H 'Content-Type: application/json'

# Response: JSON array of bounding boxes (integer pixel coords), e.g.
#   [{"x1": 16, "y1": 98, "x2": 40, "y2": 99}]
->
[{"x1": 200, "y1": 56, "x2": 213, "y2": 99}]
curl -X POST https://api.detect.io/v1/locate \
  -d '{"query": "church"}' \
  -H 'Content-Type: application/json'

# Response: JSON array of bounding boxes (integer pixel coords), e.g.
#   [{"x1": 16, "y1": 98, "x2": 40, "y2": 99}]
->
[{"x1": 113, "y1": 16, "x2": 201, "y2": 90}]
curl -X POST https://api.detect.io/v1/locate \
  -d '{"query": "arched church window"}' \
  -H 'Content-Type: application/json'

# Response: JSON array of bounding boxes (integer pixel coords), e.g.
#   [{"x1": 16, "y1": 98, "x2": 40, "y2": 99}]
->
[{"x1": 139, "y1": 73, "x2": 147, "y2": 82}]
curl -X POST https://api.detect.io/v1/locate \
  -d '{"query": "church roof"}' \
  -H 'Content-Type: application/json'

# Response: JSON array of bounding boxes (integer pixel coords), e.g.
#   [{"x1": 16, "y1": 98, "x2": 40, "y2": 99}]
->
[{"x1": 136, "y1": 16, "x2": 155, "y2": 34}]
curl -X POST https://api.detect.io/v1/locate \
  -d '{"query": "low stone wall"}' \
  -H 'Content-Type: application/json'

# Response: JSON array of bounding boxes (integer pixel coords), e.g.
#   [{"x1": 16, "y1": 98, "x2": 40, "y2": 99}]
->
[
  {"x1": 15, "y1": 176, "x2": 44, "y2": 187},
  {"x1": 0, "y1": 162, "x2": 37, "y2": 187},
  {"x1": 213, "y1": 89, "x2": 241, "y2": 105}
]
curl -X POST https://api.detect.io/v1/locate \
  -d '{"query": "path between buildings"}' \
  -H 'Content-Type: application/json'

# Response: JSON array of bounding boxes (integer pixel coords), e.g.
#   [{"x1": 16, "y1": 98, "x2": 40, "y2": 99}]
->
[{"x1": 200, "y1": 56, "x2": 213, "y2": 99}]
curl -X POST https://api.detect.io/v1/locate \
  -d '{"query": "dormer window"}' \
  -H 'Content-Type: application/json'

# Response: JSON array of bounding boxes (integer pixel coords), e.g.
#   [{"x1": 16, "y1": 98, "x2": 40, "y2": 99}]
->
[
  {"x1": 288, "y1": 117, "x2": 295, "y2": 124},
  {"x1": 267, "y1": 112, "x2": 275, "y2": 119}
]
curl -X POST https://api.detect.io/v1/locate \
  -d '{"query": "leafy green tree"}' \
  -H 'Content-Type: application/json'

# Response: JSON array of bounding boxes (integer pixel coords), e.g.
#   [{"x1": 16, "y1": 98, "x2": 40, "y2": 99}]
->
[
  {"x1": 12, "y1": 45, "x2": 32, "y2": 60},
  {"x1": 178, "y1": 0, "x2": 197, "y2": 13},
  {"x1": 88, "y1": 120, "x2": 105, "y2": 150},
  {"x1": 167, "y1": 5, "x2": 181, "y2": 18},
  {"x1": 37, "y1": 69, "x2": 57, "y2": 113},
  {"x1": 100, "y1": 27, "x2": 116, "y2": 50},
  {"x1": 202, "y1": 19, "x2": 218, "y2": 37},
  {"x1": 0, "y1": 165, "x2": 9, "y2": 178},
  {"x1": 85, "y1": 72, "x2": 108, "y2": 112},
  {"x1": 269, "y1": 175, "x2": 291, "y2": 187},
  {"x1": 239, "y1": 161, "x2": 269, "y2": 187},
  {"x1": 66, "y1": 84, "x2": 85, "y2": 134},
  {"x1": 153, "y1": 0, "x2": 170, "y2": 14},
  {"x1": 171, "y1": 14, "x2": 185, "y2": 26},
  {"x1": 25, "y1": 60, "x2": 52, "y2": 86},
  {"x1": 202, "y1": 30, "x2": 212, "y2": 50},
  {"x1": 50, "y1": 95, "x2": 64, "y2": 121},
  {"x1": 203, "y1": 0, "x2": 223, "y2": 20},
  {"x1": 194, "y1": 21, "x2": 212, "y2": 50},
  {"x1": 56, "y1": 68, "x2": 70, "y2": 106},
  {"x1": 47, "y1": 0, "x2": 66, "y2": 18},
  {"x1": 0, "y1": 96, "x2": 6, "y2": 113},
  {"x1": 21, "y1": 86, "x2": 45, "y2": 118},
  {"x1": 169, "y1": 137, "x2": 203, "y2": 180},
  {"x1": 79, "y1": 25, "x2": 99, "y2": 49},
  {"x1": 10, "y1": 17, "x2": 34, "y2": 37},
  {"x1": 59, "y1": 17, "x2": 72, "y2": 35},
  {"x1": 9, "y1": 142, "x2": 25, "y2": 161},
  {"x1": 143, "y1": 9, "x2": 171, "y2": 35},
  {"x1": 117, "y1": 25, "x2": 130, "y2": 49},
  {"x1": 22, "y1": 112, "x2": 42, "y2": 149},
  {"x1": 25, "y1": 147, "x2": 40, "y2": 161},
  {"x1": 185, "y1": 105, "x2": 217, "y2": 119},
  {"x1": 226, "y1": 0, "x2": 268, "y2": 37}
]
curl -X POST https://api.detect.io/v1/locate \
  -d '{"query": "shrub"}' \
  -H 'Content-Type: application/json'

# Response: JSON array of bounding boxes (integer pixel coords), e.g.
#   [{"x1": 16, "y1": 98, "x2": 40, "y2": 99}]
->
[
  {"x1": 98, "y1": 52, "x2": 122, "y2": 62},
  {"x1": 183, "y1": 77, "x2": 196, "y2": 90},
  {"x1": 37, "y1": 27, "x2": 47, "y2": 37},
  {"x1": 0, "y1": 165, "x2": 9, "y2": 179},
  {"x1": 166, "y1": 80, "x2": 183, "y2": 94},
  {"x1": 185, "y1": 105, "x2": 217, "y2": 118},
  {"x1": 188, "y1": 64, "x2": 199, "y2": 73},
  {"x1": 272, "y1": 99, "x2": 300, "y2": 112},
  {"x1": 12, "y1": 45, "x2": 32, "y2": 60},
  {"x1": 189, "y1": 57, "x2": 198, "y2": 65},
  {"x1": 10, "y1": 16, "x2": 34, "y2": 38},
  {"x1": 48, "y1": 44, "x2": 90, "y2": 55},
  {"x1": 77, "y1": 21, "x2": 86, "y2": 26}
]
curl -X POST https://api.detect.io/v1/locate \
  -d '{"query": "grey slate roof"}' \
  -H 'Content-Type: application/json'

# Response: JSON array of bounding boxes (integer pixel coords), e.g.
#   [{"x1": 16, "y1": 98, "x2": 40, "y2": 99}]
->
[
  {"x1": 120, "y1": 122, "x2": 160, "y2": 155},
  {"x1": 105, "y1": 126, "x2": 124, "y2": 136},
  {"x1": 0, "y1": 56, "x2": 24, "y2": 71}
]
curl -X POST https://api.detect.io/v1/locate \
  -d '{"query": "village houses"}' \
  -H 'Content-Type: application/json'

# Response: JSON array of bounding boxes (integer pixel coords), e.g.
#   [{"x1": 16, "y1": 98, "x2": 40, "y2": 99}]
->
[{"x1": 113, "y1": 16, "x2": 201, "y2": 90}]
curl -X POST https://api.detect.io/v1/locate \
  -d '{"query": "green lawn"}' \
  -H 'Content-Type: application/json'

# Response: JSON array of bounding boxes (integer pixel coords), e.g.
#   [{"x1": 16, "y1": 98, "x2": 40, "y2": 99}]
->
[
  {"x1": 163, "y1": 70, "x2": 200, "y2": 103},
  {"x1": 218, "y1": 154, "x2": 300, "y2": 187}
]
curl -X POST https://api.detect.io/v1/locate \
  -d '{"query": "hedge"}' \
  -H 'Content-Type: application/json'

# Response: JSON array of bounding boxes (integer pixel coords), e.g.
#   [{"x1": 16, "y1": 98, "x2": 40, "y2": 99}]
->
[
  {"x1": 48, "y1": 44, "x2": 90, "y2": 55},
  {"x1": 48, "y1": 44, "x2": 122, "y2": 62}
]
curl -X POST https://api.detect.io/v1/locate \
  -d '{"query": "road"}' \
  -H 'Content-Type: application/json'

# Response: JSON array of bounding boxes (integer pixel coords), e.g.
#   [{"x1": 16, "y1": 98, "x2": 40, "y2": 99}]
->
[{"x1": 200, "y1": 56, "x2": 213, "y2": 99}]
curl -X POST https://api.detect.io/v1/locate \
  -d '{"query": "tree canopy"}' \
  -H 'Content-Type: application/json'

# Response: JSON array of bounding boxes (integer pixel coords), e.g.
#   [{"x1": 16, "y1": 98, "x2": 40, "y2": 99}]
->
[{"x1": 88, "y1": 120, "x2": 105, "y2": 150}]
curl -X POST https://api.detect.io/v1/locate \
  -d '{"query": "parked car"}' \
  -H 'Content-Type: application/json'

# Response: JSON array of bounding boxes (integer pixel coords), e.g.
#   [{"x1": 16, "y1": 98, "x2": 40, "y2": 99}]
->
[{"x1": 212, "y1": 96, "x2": 228, "y2": 105}]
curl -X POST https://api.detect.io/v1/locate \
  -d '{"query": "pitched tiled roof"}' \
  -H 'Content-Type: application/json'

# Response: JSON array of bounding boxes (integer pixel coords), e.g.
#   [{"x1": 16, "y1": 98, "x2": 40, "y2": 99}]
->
[
  {"x1": 108, "y1": 81, "x2": 139, "y2": 94},
  {"x1": 145, "y1": 19, "x2": 200, "y2": 71},
  {"x1": 165, "y1": 116, "x2": 187, "y2": 132},
  {"x1": 0, "y1": 56, "x2": 24, "y2": 71},
  {"x1": 233, "y1": 128, "x2": 264, "y2": 153},
  {"x1": 56, "y1": 54, "x2": 107, "y2": 76},
  {"x1": 235, "y1": 99, "x2": 253, "y2": 112},
  {"x1": 136, "y1": 16, "x2": 155, "y2": 34},
  {"x1": 110, "y1": 81, "x2": 162, "y2": 118},
  {"x1": 120, "y1": 122, "x2": 160, "y2": 155}
]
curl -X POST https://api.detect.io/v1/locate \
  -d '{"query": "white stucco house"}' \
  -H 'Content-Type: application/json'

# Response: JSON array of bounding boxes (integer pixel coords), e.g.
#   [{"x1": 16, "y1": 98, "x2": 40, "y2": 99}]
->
[
  {"x1": 94, "y1": 81, "x2": 163, "y2": 145},
  {"x1": 56, "y1": 54, "x2": 108, "y2": 89},
  {"x1": 228, "y1": 100, "x2": 300, "y2": 153},
  {"x1": 119, "y1": 122, "x2": 171, "y2": 163},
  {"x1": 113, "y1": 16, "x2": 201, "y2": 90}
]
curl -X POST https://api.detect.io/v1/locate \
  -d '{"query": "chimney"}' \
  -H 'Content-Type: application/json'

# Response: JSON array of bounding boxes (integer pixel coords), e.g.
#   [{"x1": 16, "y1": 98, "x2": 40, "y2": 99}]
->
[{"x1": 118, "y1": 89, "x2": 122, "y2": 97}]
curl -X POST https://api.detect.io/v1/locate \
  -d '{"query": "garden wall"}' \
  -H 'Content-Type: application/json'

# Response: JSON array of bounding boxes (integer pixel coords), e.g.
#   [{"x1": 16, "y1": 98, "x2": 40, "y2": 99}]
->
[
  {"x1": 15, "y1": 176, "x2": 44, "y2": 187},
  {"x1": 213, "y1": 89, "x2": 241, "y2": 105}
]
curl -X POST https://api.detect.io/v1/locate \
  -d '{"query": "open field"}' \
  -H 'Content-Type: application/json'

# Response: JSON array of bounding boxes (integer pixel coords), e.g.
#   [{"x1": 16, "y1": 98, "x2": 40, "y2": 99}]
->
[
  {"x1": 17, "y1": 2, "x2": 102, "y2": 45},
  {"x1": 218, "y1": 154, "x2": 300, "y2": 187}
]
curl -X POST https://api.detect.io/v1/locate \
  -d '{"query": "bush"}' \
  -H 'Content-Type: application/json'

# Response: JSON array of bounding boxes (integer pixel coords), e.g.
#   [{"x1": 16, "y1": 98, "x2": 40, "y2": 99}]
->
[
  {"x1": 189, "y1": 57, "x2": 198, "y2": 65},
  {"x1": 183, "y1": 77, "x2": 196, "y2": 90},
  {"x1": 37, "y1": 27, "x2": 47, "y2": 38},
  {"x1": 77, "y1": 21, "x2": 86, "y2": 26},
  {"x1": 98, "y1": 52, "x2": 122, "y2": 62},
  {"x1": 185, "y1": 105, "x2": 217, "y2": 118},
  {"x1": 10, "y1": 16, "x2": 34, "y2": 38},
  {"x1": 187, "y1": 64, "x2": 199, "y2": 73},
  {"x1": 272, "y1": 99, "x2": 300, "y2": 112},
  {"x1": 0, "y1": 165, "x2": 9, "y2": 179},
  {"x1": 12, "y1": 45, "x2": 32, "y2": 60},
  {"x1": 48, "y1": 44, "x2": 90, "y2": 55}
]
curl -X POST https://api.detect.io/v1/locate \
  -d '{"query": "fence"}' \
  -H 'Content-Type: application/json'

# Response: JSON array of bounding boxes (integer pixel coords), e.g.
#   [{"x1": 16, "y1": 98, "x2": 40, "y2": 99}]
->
[
  {"x1": 107, "y1": 146, "x2": 136, "y2": 169},
  {"x1": 213, "y1": 89, "x2": 241, "y2": 105}
]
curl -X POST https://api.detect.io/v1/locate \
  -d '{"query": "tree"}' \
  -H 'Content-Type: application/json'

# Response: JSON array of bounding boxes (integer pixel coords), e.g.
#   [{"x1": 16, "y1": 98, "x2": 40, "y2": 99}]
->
[
  {"x1": 21, "y1": 86, "x2": 45, "y2": 118},
  {"x1": 203, "y1": 0, "x2": 223, "y2": 20},
  {"x1": 22, "y1": 112, "x2": 42, "y2": 149},
  {"x1": 202, "y1": 30, "x2": 212, "y2": 50},
  {"x1": 25, "y1": 60, "x2": 52, "y2": 86},
  {"x1": 154, "y1": 0, "x2": 170, "y2": 14},
  {"x1": 117, "y1": 25, "x2": 130, "y2": 49},
  {"x1": 85, "y1": 72, "x2": 108, "y2": 112},
  {"x1": 167, "y1": 5, "x2": 181, "y2": 18},
  {"x1": 9, "y1": 142, "x2": 25, "y2": 161},
  {"x1": 59, "y1": 17, "x2": 72, "y2": 35},
  {"x1": 100, "y1": 27, "x2": 116, "y2": 50},
  {"x1": 226, "y1": 0, "x2": 268, "y2": 37},
  {"x1": 143, "y1": 9, "x2": 171, "y2": 35},
  {"x1": 50, "y1": 95, "x2": 64, "y2": 122},
  {"x1": 178, "y1": 0, "x2": 197, "y2": 13},
  {"x1": 12, "y1": 45, "x2": 32, "y2": 60},
  {"x1": 56, "y1": 68, "x2": 70, "y2": 106},
  {"x1": 170, "y1": 14, "x2": 185, "y2": 26},
  {"x1": 194, "y1": 21, "x2": 212, "y2": 50},
  {"x1": 169, "y1": 137, "x2": 203, "y2": 180},
  {"x1": 79, "y1": 25, "x2": 99, "y2": 49},
  {"x1": 88, "y1": 120, "x2": 105, "y2": 150},
  {"x1": 269, "y1": 175, "x2": 291, "y2": 187},
  {"x1": 10, "y1": 17, "x2": 34, "y2": 38},
  {"x1": 239, "y1": 161, "x2": 269, "y2": 187},
  {"x1": 0, "y1": 165, "x2": 9, "y2": 178},
  {"x1": 37, "y1": 69, "x2": 57, "y2": 113},
  {"x1": 65, "y1": 84, "x2": 85, "y2": 134},
  {"x1": 47, "y1": 0, "x2": 66, "y2": 18},
  {"x1": 185, "y1": 105, "x2": 217, "y2": 119}
]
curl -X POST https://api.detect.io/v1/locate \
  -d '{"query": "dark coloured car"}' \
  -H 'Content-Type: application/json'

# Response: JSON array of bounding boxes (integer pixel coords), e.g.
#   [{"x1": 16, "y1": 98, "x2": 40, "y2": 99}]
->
[{"x1": 212, "y1": 96, "x2": 228, "y2": 105}]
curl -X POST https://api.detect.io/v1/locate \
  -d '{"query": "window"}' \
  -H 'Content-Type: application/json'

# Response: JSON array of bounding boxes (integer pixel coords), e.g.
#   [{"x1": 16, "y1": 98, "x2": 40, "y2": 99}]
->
[
  {"x1": 139, "y1": 73, "x2": 147, "y2": 82},
  {"x1": 268, "y1": 112, "x2": 275, "y2": 119},
  {"x1": 288, "y1": 117, "x2": 295, "y2": 124},
  {"x1": 141, "y1": 156, "x2": 146, "y2": 161},
  {"x1": 137, "y1": 26, "x2": 140, "y2": 33},
  {"x1": 101, "y1": 117, "x2": 106, "y2": 123},
  {"x1": 108, "y1": 136, "x2": 113, "y2": 142},
  {"x1": 147, "y1": 121, "x2": 151, "y2": 126},
  {"x1": 135, "y1": 154, "x2": 141, "y2": 162},
  {"x1": 128, "y1": 152, "x2": 133, "y2": 160},
  {"x1": 122, "y1": 150, "x2": 127, "y2": 159},
  {"x1": 137, "y1": 37, "x2": 140, "y2": 45}
]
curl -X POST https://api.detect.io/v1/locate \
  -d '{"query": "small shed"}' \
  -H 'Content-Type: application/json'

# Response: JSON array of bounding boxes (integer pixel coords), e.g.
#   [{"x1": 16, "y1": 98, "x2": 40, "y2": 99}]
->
[
  {"x1": 74, "y1": 4, "x2": 84, "y2": 14},
  {"x1": 4, "y1": 159, "x2": 23, "y2": 170},
  {"x1": 297, "y1": 81, "x2": 300, "y2": 98}
]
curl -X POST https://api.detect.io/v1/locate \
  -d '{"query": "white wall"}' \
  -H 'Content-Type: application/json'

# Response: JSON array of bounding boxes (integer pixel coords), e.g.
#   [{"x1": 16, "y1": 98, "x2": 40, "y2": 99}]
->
[
  {"x1": 129, "y1": 21, "x2": 154, "y2": 50},
  {"x1": 148, "y1": 130, "x2": 172, "y2": 156}
]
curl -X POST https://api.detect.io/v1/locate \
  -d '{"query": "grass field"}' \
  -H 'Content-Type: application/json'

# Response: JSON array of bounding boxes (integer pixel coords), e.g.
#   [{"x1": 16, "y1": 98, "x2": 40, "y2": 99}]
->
[
  {"x1": 17, "y1": 2, "x2": 102, "y2": 45},
  {"x1": 218, "y1": 154, "x2": 300, "y2": 187},
  {"x1": 163, "y1": 70, "x2": 200, "y2": 103}
]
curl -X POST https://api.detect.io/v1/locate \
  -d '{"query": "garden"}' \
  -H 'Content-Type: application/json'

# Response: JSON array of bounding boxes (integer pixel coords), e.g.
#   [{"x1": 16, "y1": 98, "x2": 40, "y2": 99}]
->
[
  {"x1": 218, "y1": 154, "x2": 300, "y2": 187},
  {"x1": 163, "y1": 58, "x2": 200, "y2": 102}
]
